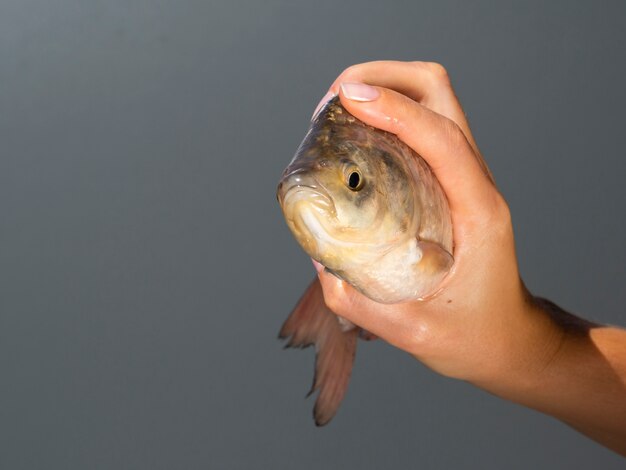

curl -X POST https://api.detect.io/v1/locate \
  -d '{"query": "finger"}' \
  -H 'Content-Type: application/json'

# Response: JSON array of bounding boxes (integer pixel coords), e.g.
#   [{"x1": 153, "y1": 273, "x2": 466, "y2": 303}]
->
[
  {"x1": 330, "y1": 62, "x2": 464, "y2": 130},
  {"x1": 316, "y1": 268, "x2": 434, "y2": 355},
  {"x1": 324, "y1": 61, "x2": 492, "y2": 182},
  {"x1": 338, "y1": 83, "x2": 495, "y2": 218},
  {"x1": 316, "y1": 268, "x2": 403, "y2": 338}
]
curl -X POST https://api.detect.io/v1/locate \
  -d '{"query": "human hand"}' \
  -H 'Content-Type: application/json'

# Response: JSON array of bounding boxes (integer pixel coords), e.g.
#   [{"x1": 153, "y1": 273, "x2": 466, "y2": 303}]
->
[
  {"x1": 313, "y1": 61, "x2": 564, "y2": 388},
  {"x1": 307, "y1": 61, "x2": 626, "y2": 454}
]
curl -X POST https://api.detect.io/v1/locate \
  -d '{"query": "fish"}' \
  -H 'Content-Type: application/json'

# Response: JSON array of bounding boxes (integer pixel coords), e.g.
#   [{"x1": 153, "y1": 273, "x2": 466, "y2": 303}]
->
[{"x1": 276, "y1": 96, "x2": 453, "y2": 425}]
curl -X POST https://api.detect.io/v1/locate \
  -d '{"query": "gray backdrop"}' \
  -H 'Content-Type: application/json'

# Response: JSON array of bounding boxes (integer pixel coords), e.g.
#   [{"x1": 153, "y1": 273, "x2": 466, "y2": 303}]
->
[{"x1": 1, "y1": 1, "x2": 624, "y2": 468}]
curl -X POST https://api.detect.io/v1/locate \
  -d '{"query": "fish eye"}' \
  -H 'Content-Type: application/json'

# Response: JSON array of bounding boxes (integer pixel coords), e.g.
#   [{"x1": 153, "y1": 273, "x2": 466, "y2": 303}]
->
[{"x1": 346, "y1": 169, "x2": 363, "y2": 191}]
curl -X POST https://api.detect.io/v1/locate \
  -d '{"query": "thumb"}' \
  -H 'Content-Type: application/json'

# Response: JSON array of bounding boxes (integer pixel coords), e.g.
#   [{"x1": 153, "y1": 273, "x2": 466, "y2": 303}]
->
[
  {"x1": 313, "y1": 260, "x2": 362, "y2": 319},
  {"x1": 313, "y1": 260, "x2": 410, "y2": 340}
]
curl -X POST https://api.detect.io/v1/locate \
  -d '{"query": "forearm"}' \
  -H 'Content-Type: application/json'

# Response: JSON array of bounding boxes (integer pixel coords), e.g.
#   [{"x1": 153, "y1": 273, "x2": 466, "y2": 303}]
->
[
  {"x1": 475, "y1": 298, "x2": 626, "y2": 455},
  {"x1": 315, "y1": 60, "x2": 626, "y2": 455}
]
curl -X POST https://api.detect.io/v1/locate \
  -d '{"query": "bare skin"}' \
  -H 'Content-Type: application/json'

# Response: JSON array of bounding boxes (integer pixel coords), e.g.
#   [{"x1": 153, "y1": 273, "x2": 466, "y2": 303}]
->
[{"x1": 312, "y1": 61, "x2": 626, "y2": 456}]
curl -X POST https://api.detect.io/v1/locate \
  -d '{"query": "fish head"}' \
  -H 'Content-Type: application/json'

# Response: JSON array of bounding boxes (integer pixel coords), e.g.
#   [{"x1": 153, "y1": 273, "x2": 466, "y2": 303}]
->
[{"x1": 277, "y1": 97, "x2": 420, "y2": 271}]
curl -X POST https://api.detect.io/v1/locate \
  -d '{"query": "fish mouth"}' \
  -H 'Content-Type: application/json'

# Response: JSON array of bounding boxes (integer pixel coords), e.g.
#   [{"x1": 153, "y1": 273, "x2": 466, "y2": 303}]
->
[
  {"x1": 280, "y1": 184, "x2": 334, "y2": 213},
  {"x1": 278, "y1": 175, "x2": 338, "y2": 260},
  {"x1": 277, "y1": 169, "x2": 335, "y2": 214}
]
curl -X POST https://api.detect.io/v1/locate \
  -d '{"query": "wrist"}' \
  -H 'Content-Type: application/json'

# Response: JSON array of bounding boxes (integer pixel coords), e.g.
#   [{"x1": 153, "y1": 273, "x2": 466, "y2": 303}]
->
[{"x1": 469, "y1": 294, "x2": 567, "y2": 401}]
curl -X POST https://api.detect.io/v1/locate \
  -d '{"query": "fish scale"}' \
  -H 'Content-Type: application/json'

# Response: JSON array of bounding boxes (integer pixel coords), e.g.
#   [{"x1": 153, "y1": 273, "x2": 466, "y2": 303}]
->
[{"x1": 276, "y1": 96, "x2": 453, "y2": 425}]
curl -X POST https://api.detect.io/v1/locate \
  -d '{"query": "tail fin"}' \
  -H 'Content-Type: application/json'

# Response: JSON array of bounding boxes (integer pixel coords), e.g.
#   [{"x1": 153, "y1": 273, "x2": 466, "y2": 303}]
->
[{"x1": 279, "y1": 278, "x2": 358, "y2": 426}]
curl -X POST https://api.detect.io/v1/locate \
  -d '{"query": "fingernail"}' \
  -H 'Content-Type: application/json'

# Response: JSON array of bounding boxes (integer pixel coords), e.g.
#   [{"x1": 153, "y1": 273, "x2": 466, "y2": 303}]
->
[
  {"x1": 311, "y1": 259, "x2": 324, "y2": 273},
  {"x1": 340, "y1": 82, "x2": 380, "y2": 102},
  {"x1": 311, "y1": 91, "x2": 336, "y2": 121}
]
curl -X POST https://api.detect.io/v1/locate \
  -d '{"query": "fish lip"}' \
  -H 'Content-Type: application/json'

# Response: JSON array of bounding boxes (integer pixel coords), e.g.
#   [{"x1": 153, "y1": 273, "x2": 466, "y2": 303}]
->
[
  {"x1": 283, "y1": 183, "x2": 326, "y2": 198},
  {"x1": 281, "y1": 187, "x2": 335, "y2": 218},
  {"x1": 279, "y1": 179, "x2": 333, "y2": 211}
]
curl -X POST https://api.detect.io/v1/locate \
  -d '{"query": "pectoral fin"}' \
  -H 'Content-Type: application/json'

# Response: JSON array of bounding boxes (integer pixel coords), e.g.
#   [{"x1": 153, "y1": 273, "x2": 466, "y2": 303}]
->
[
  {"x1": 415, "y1": 239, "x2": 454, "y2": 276},
  {"x1": 407, "y1": 239, "x2": 453, "y2": 298}
]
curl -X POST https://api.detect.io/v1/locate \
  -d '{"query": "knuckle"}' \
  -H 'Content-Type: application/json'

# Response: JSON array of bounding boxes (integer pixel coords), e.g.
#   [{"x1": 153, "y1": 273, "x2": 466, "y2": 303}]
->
[
  {"x1": 416, "y1": 61, "x2": 451, "y2": 87},
  {"x1": 492, "y1": 193, "x2": 513, "y2": 228},
  {"x1": 320, "y1": 279, "x2": 348, "y2": 313},
  {"x1": 324, "y1": 297, "x2": 343, "y2": 315},
  {"x1": 401, "y1": 320, "x2": 433, "y2": 355},
  {"x1": 442, "y1": 118, "x2": 466, "y2": 149},
  {"x1": 484, "y1": 190, "x2": 511, "y2": 220},
  {"x1": 426, "y1": 62, "x2": 449, "y2": 78},
  {"x1": 495, "y1": 192, "x2": 511, "y2": 218},
  {"x1": 474, "y1": 191, "x2": 513, "y2": 236}
]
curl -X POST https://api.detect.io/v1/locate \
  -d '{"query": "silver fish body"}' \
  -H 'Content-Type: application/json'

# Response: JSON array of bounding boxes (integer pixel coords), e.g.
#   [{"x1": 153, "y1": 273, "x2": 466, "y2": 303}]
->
[
  {"x1": 277, "y1": 96, "x2": 453, "y2": 425},
  {"x1": 278, "y1": 96, "x2": 453, "y2": 302}
]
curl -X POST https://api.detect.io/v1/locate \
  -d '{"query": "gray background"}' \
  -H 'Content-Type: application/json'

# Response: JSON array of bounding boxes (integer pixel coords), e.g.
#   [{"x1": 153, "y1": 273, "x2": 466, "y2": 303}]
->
[{"x1": 1, "y1": 0, "x2": 624, "y2": 468}]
